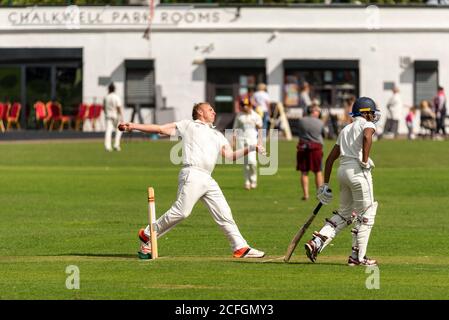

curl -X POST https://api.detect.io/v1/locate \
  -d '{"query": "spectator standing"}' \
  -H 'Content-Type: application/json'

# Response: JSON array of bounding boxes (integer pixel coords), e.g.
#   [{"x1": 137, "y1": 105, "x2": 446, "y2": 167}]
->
[
  {"x1": 405, "y1": 106, "x2": 417, "y2": 140},
  {"x1": 433, "y1": 86, "x2": 447, "y2": 137},
  {"x1": 253, "y1": 83, "x2": 271, "y2": 130},
  {"x1": 382, "y1": 86, "x2": 403, "y2": 138},
  {"x1": 420, "y1": 100, "x2": 437, "y2": 139},
  {"x1": 296, "y1": 104, "x2": 325, "y2": 201},
  {"x1": 299, "y1": 82, "x2": 312, "y2": 116},
  {"x1": 342, "y1": 96, "x2": 356, "y2": 127}
]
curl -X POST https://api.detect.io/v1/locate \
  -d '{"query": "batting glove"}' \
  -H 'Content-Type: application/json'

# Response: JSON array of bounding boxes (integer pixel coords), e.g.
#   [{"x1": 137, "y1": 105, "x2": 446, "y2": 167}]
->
[
  {"x1": 359, "y1": 159, "x2": 375, "y2": 171},
  {"x1": 317, "y1": 183, "x2": 333, "y2": 205}
]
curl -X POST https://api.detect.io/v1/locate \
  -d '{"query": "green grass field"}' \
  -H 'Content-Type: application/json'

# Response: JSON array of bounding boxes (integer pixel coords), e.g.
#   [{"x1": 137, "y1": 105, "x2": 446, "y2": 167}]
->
[{"x1": 1, "y1": 138, "x2": 448, "y2": 300}]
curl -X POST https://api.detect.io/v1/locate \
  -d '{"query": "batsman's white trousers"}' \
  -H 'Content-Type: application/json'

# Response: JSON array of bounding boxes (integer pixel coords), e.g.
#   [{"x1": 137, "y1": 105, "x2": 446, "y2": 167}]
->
[
  {"x1": 104, "y1": 118, "x2": 123, "y2": 150},
  {"x1": 154, "y1": 167, "x2": 249, "y2": 251},
  {"x1": 338, "y1": 159, "x2": 374, "y2": 218}
]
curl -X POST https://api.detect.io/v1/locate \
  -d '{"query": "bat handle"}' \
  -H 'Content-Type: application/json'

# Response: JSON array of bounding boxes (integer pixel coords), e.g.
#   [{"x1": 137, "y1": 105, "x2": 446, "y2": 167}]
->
[{"x1": 313, "y1": 202, "x2": 323, "y2": 215}]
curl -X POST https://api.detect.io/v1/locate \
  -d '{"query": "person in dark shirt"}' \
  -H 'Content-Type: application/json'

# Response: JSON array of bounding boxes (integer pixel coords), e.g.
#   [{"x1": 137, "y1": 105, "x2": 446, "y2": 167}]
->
[{"x1": 296, "y1": 104, "x2": 325, "y2": 200}]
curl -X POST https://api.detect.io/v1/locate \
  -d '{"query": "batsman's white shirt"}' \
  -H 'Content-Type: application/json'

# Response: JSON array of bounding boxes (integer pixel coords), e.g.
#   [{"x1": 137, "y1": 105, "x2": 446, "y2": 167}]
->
[
  {"x1": 154, "y1": 119, "x2": 249, "y2": 251},
  {"x1": 335, "y1": 116, "x2": 376, "y2": 216},
  {"x1": 337, "y1": 117, "x2": 376, "y2": 164}
]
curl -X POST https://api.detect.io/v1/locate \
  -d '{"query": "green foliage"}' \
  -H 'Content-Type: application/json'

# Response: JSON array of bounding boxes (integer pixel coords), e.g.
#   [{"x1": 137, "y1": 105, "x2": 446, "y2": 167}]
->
[
  {"x1": 0, "y1": 0, "x2": 128, "y2": 5},
  {"x1": 0, "y1": 0, "x2": 428, "y2": 6}
]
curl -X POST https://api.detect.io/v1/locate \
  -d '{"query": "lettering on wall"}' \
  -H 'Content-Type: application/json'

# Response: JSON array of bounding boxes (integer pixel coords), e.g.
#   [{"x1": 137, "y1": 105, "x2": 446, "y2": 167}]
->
[{"x1": 7, "y1": 9, "x2": 224, "y2": 26}]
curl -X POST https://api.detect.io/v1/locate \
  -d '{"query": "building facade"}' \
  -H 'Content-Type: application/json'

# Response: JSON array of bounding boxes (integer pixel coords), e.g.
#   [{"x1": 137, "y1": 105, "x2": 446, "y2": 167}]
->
[{"x1": 0, "y1": 5, "x2": 448, "y2": 133}]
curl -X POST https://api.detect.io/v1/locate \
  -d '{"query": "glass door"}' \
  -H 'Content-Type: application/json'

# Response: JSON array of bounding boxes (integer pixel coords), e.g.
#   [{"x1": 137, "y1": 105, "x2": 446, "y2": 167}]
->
[
  {"x1": 56, "y1": 66, "x2": 83, "y2": 116},
  {"x1": 0, "y1": 67, "x2": 21, "y2": 103}
]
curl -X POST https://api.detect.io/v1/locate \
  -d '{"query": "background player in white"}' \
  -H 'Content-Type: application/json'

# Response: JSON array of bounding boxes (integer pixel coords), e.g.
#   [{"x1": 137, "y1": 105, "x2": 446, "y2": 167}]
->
[
  {"x1": 232, "y1": 98, "x2": 263, "y2": 190},
  {"x1": 118, "y1": 102, "x2": 266, "y2": 258},
  {"x1": 304, "y1": 97, "x2": 380, "y2": 266},
  {"x1": 104, "y1": 83, "x2": 124, "y2": 152}
]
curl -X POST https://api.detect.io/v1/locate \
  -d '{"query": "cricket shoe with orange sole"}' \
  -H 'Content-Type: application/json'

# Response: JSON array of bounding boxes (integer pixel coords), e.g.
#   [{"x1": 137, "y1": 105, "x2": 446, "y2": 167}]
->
[
  {"x1": 233, "y1": 247, "x2": 265, "y2": 258},
  {"x1": 305, "y1": 231, "x2": 328, "y2": 263},
  {"x1": 305, "y1": 240, "x2": 319, "y2": 263},
  {"x1": 347, "y1": 256, "x2": 378, "y2": 266}
]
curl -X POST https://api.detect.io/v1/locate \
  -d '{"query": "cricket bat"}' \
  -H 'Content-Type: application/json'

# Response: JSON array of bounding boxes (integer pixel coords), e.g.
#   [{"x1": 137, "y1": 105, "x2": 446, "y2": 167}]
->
[{"x1": 283, "y1": 202, "x2": 323, "y2": 263}]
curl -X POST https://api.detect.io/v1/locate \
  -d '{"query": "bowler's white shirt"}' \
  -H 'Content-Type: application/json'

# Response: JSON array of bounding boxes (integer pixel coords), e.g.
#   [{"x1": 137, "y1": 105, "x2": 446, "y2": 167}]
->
[
  {"x1": 233, "y1": 110, "x2": 262, "y2": 140},
  {"x1": 175, "y1": 119, "x2": 230, "y2": 174},
  {"x1": 337, "y1": 117, "x2": 376, "y2": 162}
]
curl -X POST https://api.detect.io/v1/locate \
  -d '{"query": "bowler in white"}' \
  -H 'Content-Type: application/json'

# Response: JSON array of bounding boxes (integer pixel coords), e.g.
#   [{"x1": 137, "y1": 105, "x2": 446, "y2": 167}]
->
[{"x1": 118, "y1": 102, "x2": 266, "y2": 259}]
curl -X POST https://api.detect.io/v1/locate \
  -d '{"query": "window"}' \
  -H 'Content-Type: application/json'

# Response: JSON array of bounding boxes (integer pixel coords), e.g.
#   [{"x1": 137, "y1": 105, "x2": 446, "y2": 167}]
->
[
  {"x1": 283, "y1": 60, "x2": 359, "y2": 109},
  {"x1": 0, "y1": 48, "x2": 82, "y2": 128},
  {"x1": 414, "y1": 61, "x2": 438, "y2": 106},
  {"x1": 56, "y1": 67, "x2": 82, "y2": 115},
  {"x1": 125, "y1": 60, "x2": 155, "y2": 109},
  {"x1": 206, "y1": 59, "x2": 266, "y2": 114}
]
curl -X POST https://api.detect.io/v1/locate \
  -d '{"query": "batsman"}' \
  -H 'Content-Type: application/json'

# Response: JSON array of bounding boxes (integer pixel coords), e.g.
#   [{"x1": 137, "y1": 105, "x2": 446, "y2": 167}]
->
[{"x1": 305, "y1": 97, "x2": 380, "y2": 266}]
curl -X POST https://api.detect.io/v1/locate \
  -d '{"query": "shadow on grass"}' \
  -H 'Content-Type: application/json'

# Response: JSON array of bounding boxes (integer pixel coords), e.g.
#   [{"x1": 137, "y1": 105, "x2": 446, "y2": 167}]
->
[
  {"x1": 229, "y1": 259, "x2": 345, "y2": 267},
  {"x1": 57, "y1": 253, "x2": 138, "y2": 259}
]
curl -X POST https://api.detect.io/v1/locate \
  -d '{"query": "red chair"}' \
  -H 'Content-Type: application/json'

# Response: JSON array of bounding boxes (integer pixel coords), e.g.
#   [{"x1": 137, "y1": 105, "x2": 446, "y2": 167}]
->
[
  {"x1": 34, "y1": 101, "x2": 50, "y2": 130},
  {"x1": 47, "y1": 101, "x2": 71, "y2": 131},
  {"x1": 74, "y1": 103, "x2": 89, "y2": 131},
  {"x1": 0, "y1": 102, "x2": 9, "y2": 132},
  {"x1": 6, "y1": 102, "x2": 21, "y2": 130},
  {"x1": 87, "y1": 104, "x2": 103, "y2": 131}
]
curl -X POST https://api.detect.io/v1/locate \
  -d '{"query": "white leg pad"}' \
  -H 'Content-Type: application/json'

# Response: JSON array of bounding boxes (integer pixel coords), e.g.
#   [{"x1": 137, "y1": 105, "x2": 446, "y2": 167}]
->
[
  {"x1": 354, "y1": 201, "x2": 378, "y2": 259},
  {"x1": 319, "y1": 211, "x2": 352, "y2": 252}
]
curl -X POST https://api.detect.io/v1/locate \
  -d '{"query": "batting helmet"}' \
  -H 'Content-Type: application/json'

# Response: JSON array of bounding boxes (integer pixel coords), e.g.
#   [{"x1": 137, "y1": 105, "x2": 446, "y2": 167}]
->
[{"x1": 350, "y1": 97, "x2": 379, "y2": 117}]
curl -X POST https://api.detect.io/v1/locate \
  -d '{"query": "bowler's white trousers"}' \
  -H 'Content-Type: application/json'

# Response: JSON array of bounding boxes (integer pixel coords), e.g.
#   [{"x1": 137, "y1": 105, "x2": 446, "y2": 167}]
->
[{"x1": 154, "y1": 167, "x2": 249, "y2": 251}]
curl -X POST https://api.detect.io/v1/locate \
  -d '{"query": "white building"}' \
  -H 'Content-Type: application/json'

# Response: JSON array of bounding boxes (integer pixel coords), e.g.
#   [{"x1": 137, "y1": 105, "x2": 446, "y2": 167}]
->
[{"x1": 1, "y1": 4, "x2": 448, "y2": 134}]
